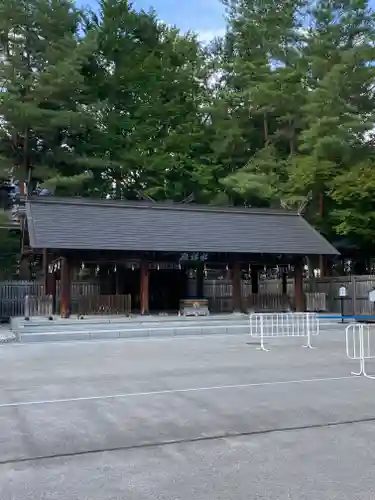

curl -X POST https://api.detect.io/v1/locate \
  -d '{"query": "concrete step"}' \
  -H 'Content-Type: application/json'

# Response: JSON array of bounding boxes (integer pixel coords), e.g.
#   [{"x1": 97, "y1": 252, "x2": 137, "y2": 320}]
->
[
  {"x1": 19, "y1": 322, "x2": 251, "y2": 343},
  {"x1": 11, "y1": 314, "x2": 250, "y2": 335},
  {"x1": 12, "y1": 313, "x2": 346, "y2": 344},
  {"x1": 19, "y1": 320, "x2": 249, "y2": 333},
  {"x1": 18, "y1": 322, "x2": 345, "y2": 344},
  {"x1": 14, "y1": 314, "x2": 343, "y2": 331}
]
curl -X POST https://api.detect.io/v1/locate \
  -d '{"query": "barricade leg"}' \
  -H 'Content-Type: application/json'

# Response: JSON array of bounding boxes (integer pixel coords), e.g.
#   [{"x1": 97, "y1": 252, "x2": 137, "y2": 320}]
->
[
  {"x1": 256, "y1": 316, "x2": 269, "y2": 352},
  {"x1": 302, "y1": 315, "x2": 316, "y2": 349},
  {"x1": 352, "y1": 359, "x2": 365, "y2": 377},
  {"x1": 363, "y1": 361, "x2": 375, "y2": 379},
  {"x1": 349, "y1": 325, "x2": 375, "y2": 379},
  {"x1": 362, "y1": 326, "x2": 375, "y2": 379},
  {"x1": 350, "y1": 324, "x2": 365, "y2": 376},
  {"x1": 302, "y1": 331, "x2": 314, "y2": 349}
]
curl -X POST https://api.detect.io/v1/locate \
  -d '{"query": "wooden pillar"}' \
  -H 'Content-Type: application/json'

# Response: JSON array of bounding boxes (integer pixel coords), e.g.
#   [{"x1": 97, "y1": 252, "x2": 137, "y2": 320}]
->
[
  {"x1": 140, "y1": 261, "x2": 149, "y2": 315},
  {"x1": 42, "y1": 249, "x2": 48, "y2": 294},
  {"x1": 19, "y1": 256, "x2": 31, "y2": 280},
  {"x1": 60, "y1": 256, "x2": 71, "y2": 318},
  {"x1": 231, "y1": 258, "x2": 242, "y2": 313},
  {"x1": 294, "y1": 258, "x2": 305, "y2": 312},
  {"x1": 115, "y1": 265, "x2": 122, "y2": 295},
  {"x1": 225, "y1": 266, "x2": 231, "y2": 280},
  {"x1": 250, "y1": 265, "x2": 259, "y2": 294},
  {"x1": 319, "y1": 255, "x2": 326, "y2": 277},
  {"x1": 196, "y1": 264, "x2": 204, "y2": 299},
  {"x1": 42, "y1": 249, "x2": 57, "y2": 312},
  {"x1": 324, "y1": 257, "x2": 331, "y2": 277},
  {"x1": 49, "y1": 269, "x2": 57, "y2": 314},
  {"x1": 281, "y1": 271, "x2": 288, "y2": 295}
]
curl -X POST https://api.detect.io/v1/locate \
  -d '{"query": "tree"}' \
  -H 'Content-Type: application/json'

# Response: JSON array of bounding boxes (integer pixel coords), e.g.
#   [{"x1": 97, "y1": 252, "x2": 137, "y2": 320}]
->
[
  {"x1": 0, "y1": 0, "x2": 100, "y2": 196},
  {"x1": 330, "y1": 156, "x2": 375, "y2": 246},
  {"x1": 0, "y1": 182, "x2": 18, "y2": 278},
  {"x1": 81, "y1": 0, "x2": 213, "y2": 201},
  {"x1": 213, "y1": 0, "x2": 308, "y2": 207},
  {"x1": 286, "y1": 0, "x2": 375, "y2": 234}
]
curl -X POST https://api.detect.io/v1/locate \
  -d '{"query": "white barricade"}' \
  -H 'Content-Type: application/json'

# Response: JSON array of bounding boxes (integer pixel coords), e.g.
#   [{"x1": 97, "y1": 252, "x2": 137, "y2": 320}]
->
[
  {"x1": 346, "y1": 323, "x2": 375, "y2": 379},
  {"x1": 249, "y1": 312, "x2": 319, "y2": 351}
]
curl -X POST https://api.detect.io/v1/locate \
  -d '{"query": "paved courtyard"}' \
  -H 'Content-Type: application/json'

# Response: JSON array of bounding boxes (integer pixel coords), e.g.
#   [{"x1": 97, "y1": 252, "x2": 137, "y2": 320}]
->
[{"x1": 0, "y1": 324, "x2": 375, "y2": 499}]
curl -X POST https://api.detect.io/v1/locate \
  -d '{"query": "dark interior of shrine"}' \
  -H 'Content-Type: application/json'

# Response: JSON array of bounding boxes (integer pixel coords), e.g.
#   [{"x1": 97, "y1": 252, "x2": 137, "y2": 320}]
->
[
  {"x1": 149, "y1": 269, "x2": 187, "y2": 312},
  {"x1": 97, "y1": 265, "x2": 189, "y2": 313}
]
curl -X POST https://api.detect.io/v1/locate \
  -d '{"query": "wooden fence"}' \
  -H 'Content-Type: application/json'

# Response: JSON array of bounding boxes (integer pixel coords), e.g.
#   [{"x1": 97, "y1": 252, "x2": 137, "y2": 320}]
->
[
  {"x1": 2, "y1": 276, "x2": 375, "y2": 317},
  {"x1": 24, "y1": 295, "x2": 54, "y2": 318},
  {"x1": 0, "y1": 281, "x2": 100, "y2": 318},
  {"x1": 306, "y1": 275, "x2": 375, "y2": 316},
  {"x1": 77, "y1": 294, "x2": 131, "y2": 316},
  {"x1": 0, "y1": 281, "x2": 44, "y2": 318},
  {"x1": 192, "y1": 276, "x2": 375, "y2": 314}
]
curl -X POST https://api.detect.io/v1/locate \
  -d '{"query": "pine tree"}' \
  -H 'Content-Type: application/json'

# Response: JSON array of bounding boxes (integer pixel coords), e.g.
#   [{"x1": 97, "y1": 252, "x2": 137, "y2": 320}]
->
[
  {"x1": 216, "y1": 0, "x2": 308, "y2": 207},
  {"x1": 83, "y1": 0, "x2": 212, "y2": 201},
  {"x1": 0, "y1": 0, "x2": 99, "y2": 196},
  {"x1": 287, "y1": 0, "x2": 375, "y2": 235}
]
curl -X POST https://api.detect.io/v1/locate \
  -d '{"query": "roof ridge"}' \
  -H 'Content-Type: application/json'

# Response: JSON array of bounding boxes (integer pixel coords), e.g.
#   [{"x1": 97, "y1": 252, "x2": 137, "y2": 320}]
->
[
  {"x1": 27, "y1": 196, "x2": 298, "y2": 216},
  {"x1": 26, "y1": 197, "x2": 339, "y2": 255}
]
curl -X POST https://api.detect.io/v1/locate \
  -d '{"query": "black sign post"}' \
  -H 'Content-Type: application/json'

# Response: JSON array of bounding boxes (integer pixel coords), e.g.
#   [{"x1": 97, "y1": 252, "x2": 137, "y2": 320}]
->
[{"x1": 339, "y1": 286, "x2": 347, "y2": 323}]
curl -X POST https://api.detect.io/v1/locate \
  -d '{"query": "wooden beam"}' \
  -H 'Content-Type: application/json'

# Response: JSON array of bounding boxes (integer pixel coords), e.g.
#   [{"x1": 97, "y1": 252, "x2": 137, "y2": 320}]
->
[
  {"x1": 294, "y1": 258, "x2": 305, "y2": 312},
  {"x1": 196, "y1": 264, "x2": 205, "y2": 299},
  {"x1": 251, "y1": 265, "x2": 259, "y2": 294},
  {"x1": 281, "y1": 270, "x2": 288, "y2": 295},
  {"x1": 231, "y1": 258, "x2": 242, "y2": 313},
  {"x1": 42, "y1": 248, "x2": 48, "y2": 294},
  {"x1": 60, "y1": 256, "x2": 71, "y2": 318},
  {"x1": 140, "y1": 261, "x2": 149, "y2": 315}
]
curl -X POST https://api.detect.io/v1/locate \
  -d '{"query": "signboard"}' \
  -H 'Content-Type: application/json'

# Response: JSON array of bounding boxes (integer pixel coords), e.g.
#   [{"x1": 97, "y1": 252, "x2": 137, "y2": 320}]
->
[
  {"x1": 179, "y1": 252, "x2": 208, "y2": 262},
  {"x1": 369, "y1": 289, "x2": 375, "y2": 303},
  {"x1": 339, "y1": 286, "x2": 347, "y2": 298}
]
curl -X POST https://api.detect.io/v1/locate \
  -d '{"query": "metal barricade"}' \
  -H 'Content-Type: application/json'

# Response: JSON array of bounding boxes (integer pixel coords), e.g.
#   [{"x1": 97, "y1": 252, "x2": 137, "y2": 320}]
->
[
  {"x1": 249, "y1": 312, "x2": 319, "y2": 351},
  {"x1": 24, "y1": 295, "x2": 53, "y2": 319},
  {"x1": 346, "y1": 323, "x2": 375, "y2": 379}
]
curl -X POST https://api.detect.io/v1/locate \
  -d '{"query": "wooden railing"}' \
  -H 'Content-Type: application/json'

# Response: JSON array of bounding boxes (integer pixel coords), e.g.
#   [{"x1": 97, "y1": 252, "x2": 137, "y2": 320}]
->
[
  {"x1": 305, "y1": 292, "x2": 327, "y2": 312},
  {"x1": 77, "y1": 294, "x2": 131, "y2": 316},
  {"x1": 208, "y1": 297, "x2": 233, "y2": 313},
  {"x1": 247, "y1": 293, "x2": 292, "y2": 312},
  {"x1": 24, "y1": 294, "x2": 53, "y2": 319}
]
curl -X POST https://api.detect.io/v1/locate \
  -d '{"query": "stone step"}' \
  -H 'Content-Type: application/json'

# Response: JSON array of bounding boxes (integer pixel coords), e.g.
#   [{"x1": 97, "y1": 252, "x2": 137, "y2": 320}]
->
[
  {"x1": 12, "y1": 312, "x2": 247, "y2": 326},
  {"x1": 12, "y1": 312, "x2": 343, "y2": 326},
  {"x1": 11, "y1": 313, "x2": 345, "y2": 343},
  {"x1": 19, "y1": 322, "x2": 251, "y2": 343},
  {"x1": 11, "y1": 314, "x2": 250, "y2": 335},
  {"x1": 18, "y1": 320, "x2": 344, "y2": 344}
]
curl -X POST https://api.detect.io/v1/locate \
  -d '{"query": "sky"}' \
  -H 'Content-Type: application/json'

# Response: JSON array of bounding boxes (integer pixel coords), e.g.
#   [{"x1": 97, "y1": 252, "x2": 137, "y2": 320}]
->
[
  {"x1": 83, "y1": 0, "x2": 226, "y2": 42},
  {"x1": 81, "y1": 0, "x2": 375, "y2": 44}
]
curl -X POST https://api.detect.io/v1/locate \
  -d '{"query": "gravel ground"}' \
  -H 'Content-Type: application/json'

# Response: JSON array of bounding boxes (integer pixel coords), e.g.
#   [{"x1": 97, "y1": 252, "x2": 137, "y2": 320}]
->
[
  {"x1": 0, "y1": 326, "x2": 374, "y2": 499},
  {"x1": 0, "y1": 325, "x2": 16, "y2": 343}
]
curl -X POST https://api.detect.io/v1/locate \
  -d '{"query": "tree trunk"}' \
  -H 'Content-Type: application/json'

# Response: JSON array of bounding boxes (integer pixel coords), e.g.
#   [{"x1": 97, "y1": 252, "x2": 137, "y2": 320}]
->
[
  {"x1": 21, "y1": 127, "x2": 29, "y2": 197},
  {"x1": 289, "y1": 119, "x2": 295, "y2": 155},
  {"x1": 263, "y1": 113, "x2": 269, "y2": 142},
  {"x1": 319, "y1": 191, "x2": 325, "y2": 277},
  {"x1": 319, "y1": 191, "x2": 324, "y2": 218}
]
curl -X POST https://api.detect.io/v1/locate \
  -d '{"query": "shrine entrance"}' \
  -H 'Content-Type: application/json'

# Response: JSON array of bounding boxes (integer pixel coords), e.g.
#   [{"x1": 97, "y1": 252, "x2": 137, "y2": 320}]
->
[{"x1": 149, "y1": 267, "x2": 187, "y2": 313}]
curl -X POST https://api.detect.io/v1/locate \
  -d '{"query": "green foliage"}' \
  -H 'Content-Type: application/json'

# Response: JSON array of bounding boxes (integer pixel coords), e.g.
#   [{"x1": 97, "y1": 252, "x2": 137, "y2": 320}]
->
[
  {"x1": 0, "y1": 213, "x2": 19, "y2": 278},
  {"x1": 330, "y1": 158, "x2": 375, "y2": 243},
  {"x1": 79, "y1": 0, "x2": 213, "y2": 201},
  {"x1": 0, "y1": 0, "x2": 101, "y2": 195},
  {"x1": 0, "y1": 0, "x2": 375, "y2": 254},
  {"x1": 216, "y1": 0, "x2": 375, "y2": 246},
  {"x1": 221, "y1": 145, "x2": 283, "y2": 206}
]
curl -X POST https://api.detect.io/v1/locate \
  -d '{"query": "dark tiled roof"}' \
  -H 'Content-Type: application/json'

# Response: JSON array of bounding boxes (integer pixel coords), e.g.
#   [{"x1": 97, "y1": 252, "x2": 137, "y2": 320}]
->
[{"x1": 25, "y1": 197, "x2": 339, "y2": 255}]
